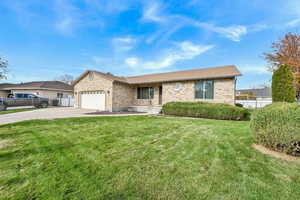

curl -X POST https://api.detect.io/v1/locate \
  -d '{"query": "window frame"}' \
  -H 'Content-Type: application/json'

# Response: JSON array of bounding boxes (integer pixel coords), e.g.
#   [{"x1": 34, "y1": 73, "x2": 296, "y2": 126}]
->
[
  {"x1": 174, "y1": 82, "x2": 182, "y2": 90},
  {"x1": 88, "y1": 72, "x2": 94, "y2": 81},
  {"x1": 57, "y1": 93, "x2": 64, "y2": 98},
  {"x1": 195, "y1": 80, "x2": 214, "y2": 100},
  {"x1": 137, "y1": 87, "x2": 154, "y2": 100},
  {"x1": 28, "y1": 94, "x2": 37, "y2": 99},
  {"x1": 15, "y1": 93, "x2": 25, "y2": 98}
]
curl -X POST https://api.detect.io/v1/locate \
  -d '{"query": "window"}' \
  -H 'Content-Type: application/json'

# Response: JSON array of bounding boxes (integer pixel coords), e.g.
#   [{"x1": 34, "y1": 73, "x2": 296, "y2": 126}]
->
[
  {"x1": 28, "y1": 94, "x2": 37, "y2": 98},
  {"x1": 174, "y1": 82, "x2": 182, "y2": 90},
  {"x1": 195, "y1": 80, "x2": 214, "y2": 99},
  {"x1": 15, "y1": 93, "x2": 24, "y2": 98},
  {"x1": 88, "y1": 72, "x2": 94, "y2": 80},
  {"x1": 137, "y1": 87, "x2": 154, "y2": 99},
  {"x1": 28, "y1": 94, "x2": 37, "y2": 99},
  {"x1": 57, "y1": 93, "x2": 63, "y2": 98}
]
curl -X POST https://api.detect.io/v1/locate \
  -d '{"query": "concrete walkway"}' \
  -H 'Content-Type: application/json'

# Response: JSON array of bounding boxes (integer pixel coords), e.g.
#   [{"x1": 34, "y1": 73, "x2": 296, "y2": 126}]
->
[{"x1": 0, "y1": 107, "x2": 148, "y2": 126}]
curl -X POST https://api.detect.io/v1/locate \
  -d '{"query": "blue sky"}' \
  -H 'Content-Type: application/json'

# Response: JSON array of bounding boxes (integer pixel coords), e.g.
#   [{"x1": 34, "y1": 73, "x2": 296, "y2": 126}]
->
[{"x1": 1, "y1": 0, "x2": 300, "y2": 89}]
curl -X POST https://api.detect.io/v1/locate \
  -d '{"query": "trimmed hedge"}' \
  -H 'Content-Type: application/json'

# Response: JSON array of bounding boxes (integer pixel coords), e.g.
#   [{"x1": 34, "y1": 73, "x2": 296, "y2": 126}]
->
[
  {"x1": 272, "y1": 65, "x2": 296, "y2": 103},
  {"x1": 162, "y1": 102, "x2": 250, "y2": 121},
  {"x1": 250, "y1": 103, "x2": 300, "y2": 156}
]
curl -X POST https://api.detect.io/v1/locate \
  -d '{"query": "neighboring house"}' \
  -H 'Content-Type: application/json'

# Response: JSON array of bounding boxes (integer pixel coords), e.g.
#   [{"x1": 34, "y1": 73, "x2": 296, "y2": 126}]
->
[
  {"x1": 236, "y1": 87, "x2": 272, "y2": 100},
  {"x1": 72, "y1": 65, "x2": 241, "y2": 112},
  {"x1": 0, "y1": 81, "x2": 73, "y2": 99}
]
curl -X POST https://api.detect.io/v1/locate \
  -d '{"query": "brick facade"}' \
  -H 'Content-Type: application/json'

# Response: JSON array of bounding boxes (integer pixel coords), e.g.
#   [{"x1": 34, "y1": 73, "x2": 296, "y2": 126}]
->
[
  {"x1": 74, "y1": 71, "x2": 236, "y2": 111},
  {"x1": 74, "y1": 72, "x2": 114, "y2": 111},
  {"x1": 112, "y1": 82, "x2": 134, "y2": 111},
  {"x1": 162, "y1": 78, "x2": 235, "y2": 105}
]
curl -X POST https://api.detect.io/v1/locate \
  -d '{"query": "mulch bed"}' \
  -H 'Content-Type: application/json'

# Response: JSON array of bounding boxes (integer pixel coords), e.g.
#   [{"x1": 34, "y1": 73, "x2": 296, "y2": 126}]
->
[
  {"x1": 85, "y1": 111, "x2": 146, "y2": 115},
  {"x1": 252, "y1": 144, "x2": 300, "y2": 162}
]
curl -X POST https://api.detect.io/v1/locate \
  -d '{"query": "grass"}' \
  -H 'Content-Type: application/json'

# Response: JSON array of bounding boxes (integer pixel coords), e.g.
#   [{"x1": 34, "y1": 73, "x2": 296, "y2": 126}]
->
[
  {"x1": 0, "y1": 116, "x2": 300, "y2": 200},
  {"x1": 0, "y1": 108, "x2": 36, "y2": 115}
]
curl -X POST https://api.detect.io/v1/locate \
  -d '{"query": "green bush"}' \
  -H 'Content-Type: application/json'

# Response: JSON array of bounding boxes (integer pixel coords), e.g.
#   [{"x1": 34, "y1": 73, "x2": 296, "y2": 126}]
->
[
  {"x1": 250, "y1": 102, "x2": 300, "y2": 156},
  {"x1": 162, "y1": 102, "x2": 250, "y2": 121},
  {"x1": 272, "y1": 65, "x2": 296, "y2": 103}
]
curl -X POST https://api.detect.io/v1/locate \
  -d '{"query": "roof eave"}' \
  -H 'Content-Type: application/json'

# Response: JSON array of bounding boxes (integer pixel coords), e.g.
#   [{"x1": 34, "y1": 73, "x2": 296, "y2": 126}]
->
[
  {"x1": 3, "y1": 87, "x2": 73, "y2": 92},
  {"x1": 127, "y1": 74, "x2": 241, "y2": 85}
]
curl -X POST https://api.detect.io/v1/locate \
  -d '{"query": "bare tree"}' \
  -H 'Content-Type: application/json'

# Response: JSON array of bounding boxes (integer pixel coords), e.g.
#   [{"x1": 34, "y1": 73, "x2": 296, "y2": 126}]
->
[
  {"x1": 0, "y1": 57, "x2": 8, "y2": 80},
  {"x1": 54, "y1": 74, "x2": 74, "y2": 85},
  {"x1": 264, "y1": 32, "x2": 300, "y2": 93}
]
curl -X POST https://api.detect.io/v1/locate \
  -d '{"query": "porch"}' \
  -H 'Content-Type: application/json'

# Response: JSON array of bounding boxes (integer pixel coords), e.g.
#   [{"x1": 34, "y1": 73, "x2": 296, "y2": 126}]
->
[
  {"x1": 131, "y1": 84, "x2": 163, "y2": 106},
  {"x1": 127, "y1": 105, "x2": 163, "y2": 114}
]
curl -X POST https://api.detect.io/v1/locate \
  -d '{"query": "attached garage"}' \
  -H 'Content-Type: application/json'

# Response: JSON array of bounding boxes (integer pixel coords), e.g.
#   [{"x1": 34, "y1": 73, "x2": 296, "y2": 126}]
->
[{"x1": 80, "y1": 91, "x2": 106, "y2": 110}]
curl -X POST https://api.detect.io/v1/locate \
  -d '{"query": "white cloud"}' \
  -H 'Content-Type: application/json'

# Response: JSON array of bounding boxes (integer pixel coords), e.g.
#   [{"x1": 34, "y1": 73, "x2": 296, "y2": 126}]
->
[
  {"x1": 141, "y1": 1, "x2": 166, "y2": 23},
  {"x1": 84, "y1": 0, "x2": 136, "y2": 14},
  {"x1": 125, "y1": 41, "x2": 214, "y2": 70},
  {"x1": 112, "y1": 36, "x2": 137, "y2": 51},
  {"x1": 55, "y1": 16, "x2": 76, "y2": 35},
  {"x1": 140, "y1": 1, "x2": 249, "y2": 43},
  {"x1": 286, "y1": 18, "x2": 300, "y2": 27},
  {"x1": 125, "y1": 57, "x2": 139, "y2": 67},
  {"x1": 53, "y1": 0, "x2": 105, "y2": 35},
  {"x1": 53, "y1": 0, "x2": 80, "y2": 35},
  {"x1": 239, "y1": 66, "x2": 269, "y2": 75},
  {"x1": 194, "y1": 22, "x2": 247, "y2": 42},
  {"x1": 92, "y1": 56, "x2": 107, "y2": 64}
]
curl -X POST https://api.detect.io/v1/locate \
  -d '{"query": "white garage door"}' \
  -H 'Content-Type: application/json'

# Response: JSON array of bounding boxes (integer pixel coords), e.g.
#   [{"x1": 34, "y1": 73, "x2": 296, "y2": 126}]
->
[{"x1": 81, "y1": 91, "x2": 106, "y2": 110}]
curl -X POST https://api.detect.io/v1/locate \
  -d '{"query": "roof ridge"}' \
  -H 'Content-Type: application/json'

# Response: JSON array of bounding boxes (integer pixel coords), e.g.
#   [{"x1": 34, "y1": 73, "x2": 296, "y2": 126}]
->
[
  {"x1": 92, "y1": 70, "x2": 125, "y2": 79},
  {"x1": 72, "y1": 65, "x2": 241, "y2": 86},
  {"x1": 126, "y1": 65, "x2": 236, "y2": 78}
]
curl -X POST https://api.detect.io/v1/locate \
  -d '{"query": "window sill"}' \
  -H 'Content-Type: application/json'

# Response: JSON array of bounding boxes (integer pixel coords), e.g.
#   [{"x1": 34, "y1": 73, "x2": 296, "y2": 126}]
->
[{"x1": 195, "y1": 98, "x2": 214, "y2": 100}]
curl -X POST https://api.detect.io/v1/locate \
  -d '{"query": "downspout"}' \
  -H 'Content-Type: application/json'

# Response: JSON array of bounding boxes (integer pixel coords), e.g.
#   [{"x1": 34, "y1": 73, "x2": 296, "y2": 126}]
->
[{"x1": 234, "y1": 76, "x2": 237, "y2": 105}]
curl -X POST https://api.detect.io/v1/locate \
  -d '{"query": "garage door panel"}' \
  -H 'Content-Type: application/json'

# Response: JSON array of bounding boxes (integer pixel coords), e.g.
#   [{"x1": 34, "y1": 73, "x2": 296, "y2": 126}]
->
[{"x1": 81, "y1": 91, "x2": 105, "y2": 110}]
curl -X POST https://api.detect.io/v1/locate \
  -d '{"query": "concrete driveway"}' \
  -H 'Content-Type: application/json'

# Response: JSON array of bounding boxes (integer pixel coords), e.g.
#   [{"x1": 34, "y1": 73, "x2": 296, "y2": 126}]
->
[{"x1": 0, "y1": 107, "x2": 147, "y2": 126}]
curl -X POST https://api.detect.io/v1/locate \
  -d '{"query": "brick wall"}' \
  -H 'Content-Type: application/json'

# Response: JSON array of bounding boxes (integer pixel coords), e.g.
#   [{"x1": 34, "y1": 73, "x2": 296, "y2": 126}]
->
[
  {"x1": 112, "y1": 82, "x2": 134, "y2": 110},
  {"x1": 162, "y1": 78, "x2": 235, "y2": 105},
  {"x1": 74, "y1": 72, "x2": 113, "y2": 111}
]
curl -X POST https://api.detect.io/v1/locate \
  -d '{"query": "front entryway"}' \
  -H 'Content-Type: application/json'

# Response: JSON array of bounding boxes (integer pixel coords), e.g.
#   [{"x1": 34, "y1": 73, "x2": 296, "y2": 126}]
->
[
  {"x1": 80, "y1": 91, "x2": 105, "y2": 110},
  {"x1": 159, "y1": 86, "x2": 162, "y2": 105}
]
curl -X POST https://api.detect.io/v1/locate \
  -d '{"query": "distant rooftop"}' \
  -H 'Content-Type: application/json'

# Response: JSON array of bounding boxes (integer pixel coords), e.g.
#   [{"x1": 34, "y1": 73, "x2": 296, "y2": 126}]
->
[
  {"x1": 0, "y1": 81, "x2": 73, "y2": 91},
  {"x1": 237, "y1": 87, "x2": 272, "y2": 97}
]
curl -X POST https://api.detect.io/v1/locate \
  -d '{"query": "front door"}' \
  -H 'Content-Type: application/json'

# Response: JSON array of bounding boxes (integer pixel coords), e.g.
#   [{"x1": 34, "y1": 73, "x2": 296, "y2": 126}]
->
[{"x1": 159, "y1": 86, "x2": 162, "y2": 105}]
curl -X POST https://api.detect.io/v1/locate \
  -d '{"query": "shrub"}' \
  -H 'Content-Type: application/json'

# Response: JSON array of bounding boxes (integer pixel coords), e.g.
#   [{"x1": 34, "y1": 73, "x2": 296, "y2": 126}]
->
[
  {"x1": 272, "y1": 65, "x2": 296, "y2": 103},
  {"x1": 162, "y1": 102, "x2": 250, "y2": 121},
  {"x1": 235, "y1": 103, "x2": 243, "y2": 107},
  {"x1": 250, "y1": 102, "x2": 300, "y2": 156}
]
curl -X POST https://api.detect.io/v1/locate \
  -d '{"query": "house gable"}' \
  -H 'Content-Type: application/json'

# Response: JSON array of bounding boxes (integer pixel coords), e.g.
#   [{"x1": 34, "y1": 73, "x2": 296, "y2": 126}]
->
[{"x1": 73, "y1": 71, "x2": 114, "y2": 110}]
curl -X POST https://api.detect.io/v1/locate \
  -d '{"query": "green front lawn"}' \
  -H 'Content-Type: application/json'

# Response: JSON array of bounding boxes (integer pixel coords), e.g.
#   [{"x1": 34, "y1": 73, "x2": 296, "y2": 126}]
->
[
  {"x1": 0, "y1": 116, "x2": 299, "y2": 200},
  {"x1": 0, "y1": 108, "x2": 36, "y2": 115}
]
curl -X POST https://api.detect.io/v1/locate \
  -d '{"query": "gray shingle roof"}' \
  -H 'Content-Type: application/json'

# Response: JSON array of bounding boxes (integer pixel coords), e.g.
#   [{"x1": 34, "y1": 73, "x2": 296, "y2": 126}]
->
[
  {"x1": 73, "y1": 65, "x2": 241, "y2": 85},
  {"x1": 0, "y1": 81, "x2": 73, "y2": 91}
]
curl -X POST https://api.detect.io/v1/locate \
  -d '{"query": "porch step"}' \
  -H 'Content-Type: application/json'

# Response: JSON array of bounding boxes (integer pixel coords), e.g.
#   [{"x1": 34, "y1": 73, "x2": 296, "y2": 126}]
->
[{"x1": 127, "y1": 106, "x2": 162, "y2": 114}]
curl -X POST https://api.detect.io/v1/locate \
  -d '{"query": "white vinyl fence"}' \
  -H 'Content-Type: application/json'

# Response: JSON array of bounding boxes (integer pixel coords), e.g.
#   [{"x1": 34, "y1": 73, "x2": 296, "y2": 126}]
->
[
  {"x1": 57, "y1": 97, "x2": 74, "y2": 107},
  {"x1": 236, "y1": 100, "x2": 272, "y2": 108}
]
